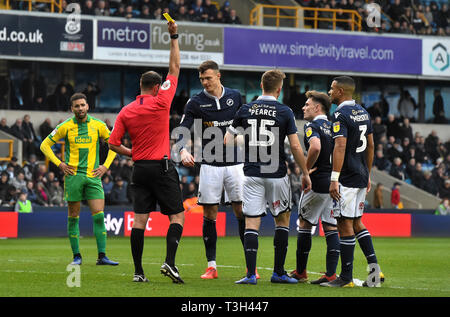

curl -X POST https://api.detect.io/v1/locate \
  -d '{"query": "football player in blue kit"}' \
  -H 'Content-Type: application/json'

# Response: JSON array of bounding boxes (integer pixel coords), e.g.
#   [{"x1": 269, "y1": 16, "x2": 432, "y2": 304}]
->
[
  {"x1": 178, "y1": 60, "x2": 247, "y2": 279},
  {"x1": 321, "y1": 76, "x2": 384, "y2": 288},
  {"x1": 224, "y1": 69, "x2": 312, "y2": 285},
  {"x1": 288, "y1": 90, "x2": 340, "y2": 285}
]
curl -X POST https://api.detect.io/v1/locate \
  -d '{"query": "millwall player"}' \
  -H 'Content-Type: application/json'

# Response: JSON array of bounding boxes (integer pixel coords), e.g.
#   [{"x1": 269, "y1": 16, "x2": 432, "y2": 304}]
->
[
  {"x1": 322, "y1": 76, "x2": 384, "y2": 288},
  {"x1": 288, "y1": 91, "x2": 340, "y2": 285},
  {"x1": 178, "y1": 60, "x2": 247, "y2": 279},
  {"x1": 225, "y1": 69, "x2": 311, "y2": 285}
]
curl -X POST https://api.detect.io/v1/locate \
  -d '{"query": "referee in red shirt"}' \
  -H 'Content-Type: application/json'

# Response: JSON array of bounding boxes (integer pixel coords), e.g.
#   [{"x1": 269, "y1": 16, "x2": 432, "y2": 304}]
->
[{"x1": 108, "y1": 21, "x2": 184, "y2": 283}]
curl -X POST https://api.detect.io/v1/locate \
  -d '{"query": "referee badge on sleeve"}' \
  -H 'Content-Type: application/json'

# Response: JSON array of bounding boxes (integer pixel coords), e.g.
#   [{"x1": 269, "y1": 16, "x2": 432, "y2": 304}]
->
[
  {"x1": 333, "y1": 122, "x2": 340, "y2": 133},
  {"x1": 161, "y1": 80, "x2": 171, "y2": 90}
]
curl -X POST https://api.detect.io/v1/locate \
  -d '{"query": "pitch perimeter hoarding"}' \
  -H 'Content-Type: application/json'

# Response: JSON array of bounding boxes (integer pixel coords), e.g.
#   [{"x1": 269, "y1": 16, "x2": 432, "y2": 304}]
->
[
  {"x1": 0, "y1": 12, "x2": 93, "y2": 60},
  {"x1": 95, "y1": 20, "x2": 224, "y2": 65},
  {"x1": 224, "y1": 27, "x2": 422, "y2": 76}
]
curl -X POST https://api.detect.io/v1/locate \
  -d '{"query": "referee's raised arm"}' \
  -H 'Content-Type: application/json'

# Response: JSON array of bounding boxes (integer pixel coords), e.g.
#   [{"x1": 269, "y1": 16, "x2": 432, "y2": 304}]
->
[{"x1": 167, "y1": 21, "x2": 180, "y2": 78}]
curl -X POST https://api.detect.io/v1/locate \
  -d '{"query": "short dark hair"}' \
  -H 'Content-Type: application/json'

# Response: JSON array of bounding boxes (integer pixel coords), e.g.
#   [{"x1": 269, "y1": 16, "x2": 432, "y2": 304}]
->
[
  {"x1": 198, "y1": 60, "x2": 219, "y2": 73},
  {"x1": 305, "y1": 90, "x2": 331, "y2": 115},
  {"x1": 140, "y1": 71, "x2": 162, "y2": 90},
  {"x1": 261, "y1": 69, "x2": 285, "y2": 93},
  {"x1": 332, "y1": 76, "x2": 355, "y2": 92},
  {"x1": 70, "y1": 93, "x2": 87, "y2": 105}
]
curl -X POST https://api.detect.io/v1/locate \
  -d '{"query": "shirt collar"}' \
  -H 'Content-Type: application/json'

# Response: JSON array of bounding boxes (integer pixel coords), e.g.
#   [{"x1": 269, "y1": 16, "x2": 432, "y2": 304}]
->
[
  {"x1": 313, "y1": 114, "x2": 328, "y2": 121},
  {"x1": 336, "y1": 99, "x2": 356, "y2": 111},
  {"x1": 257, "y1": 95, "x2": 277, "y2": 101},
  {"x1": 203, "y1": 85, "x2": 225, "y2": 100}
]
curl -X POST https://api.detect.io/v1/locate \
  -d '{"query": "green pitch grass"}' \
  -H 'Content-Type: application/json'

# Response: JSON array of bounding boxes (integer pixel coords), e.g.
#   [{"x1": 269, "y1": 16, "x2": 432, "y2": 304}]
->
[{"x1": 0, "y1": 236, "x2": 449, "y2": 297}]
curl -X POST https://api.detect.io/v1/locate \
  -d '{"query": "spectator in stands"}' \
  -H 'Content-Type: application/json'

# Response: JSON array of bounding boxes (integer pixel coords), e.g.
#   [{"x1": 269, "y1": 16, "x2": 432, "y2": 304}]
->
[
  {"x1": 48, "y1": 178, "x2": 65, "y2": 207},
  {"x1": 386, "y1": 114, "x2": 400, "y2": 139},
  {"x1": 398, "y1": 90, "x2": 417, "y2": 121},
  {"x1": 39, "y1": 118, "x2": 54, "y2": 140},
  {"x1": 373, "y1": 183, "x2": 384, "y2": 209},
  {"x1": 102, "y1": 175, "x2": 113, "y2": 205},
  {"x1": 95, "y1": 0, "x2": 110, "y2": 16},
  {"x1": 24, "y1": 180, "x2": 38, "y2": 206},
  {"x1": 119, "y1": 158, "x2": 133, "y2": 183},
  {"x1": 372, "y1": 116, "x2": 386, "y2": 146},
  {"x1": 191, "y1": 0, "x2": 204, "y2": 22},
  {"x1": 152, "y1": 7, "x2": 163, "y2": 20},
  {"x1": 22, "y1": 114, "x2": 39, "y2": 156},
  {"x1": 435, "y1": 198, "x2": 450, "y2": 215},
  {"x1": 405, "y1": 157, "x2": 416, "y2": 180},
  {"x1": 422, "y1": 171, "x2": 439, "y2": 195},
  {"x1": 113, "y1": 3, "x2": 126, "y2": 17},
  {"x1": 439, "y1": 179, "x2": 450, "y2": 200},
  {"x1": 3, "y1": 185, "x2": 18, "y2": 207},
  {"x1": 227, "y1": 9, "x2": 242, "y2": 24},
  {"x1": 83, "y1": 0, "x2": 96, "y2": 15},
  {"x1": 0, "y1": 172, "x2": 10, "y2": 204},
  {"x1": 0, "y1": 118, "x2": 11, "y2": 134},
  {"x1": 425, "y1": 130, "x2": 440, "y2": 163},
  {"x1": 175, "y1": 5, "x2": 190, "y2": 21},
  {"x1": 139, "y1": 5, "x2": 152, "y2": 19},
  {"x1": 214, "y1": 10, "x2": 226, "y2": 23},
  {"x1": 386, "y1": 137, "x2": 403, "y2": 161},
  {"x1": 389, "y1": 157, "x2": 406, "y2": 181},
  {"x1": 399, "y1": 118, "x2": 414, "y2": 143},
  {"x1": 15, "y1": 191, "x2": 32, "y2": 213},
  {"x1": 9, "y1": 171, "x2": 27, "y2": 193},
  {"x1": 390, "y1": 20, "x2": 402, "y2": 33},
  {"x1": 374, "y1": 149, "x2": 391, "y2": 172},
  {"x1": 124, "y1": 5, "x2": 135, "y2": 19},
  {"x1": 35, "y1": 181, "x2": 50, "y2": 207},
  {"x1": 432, "y1": 89, "x2": 446, "y2": 123},
  {"x1": 391, "y1": 182, "x2": 401, "y2": 209},
  {"x1": 110, "y1": 176, "x2": 129, "y2": 205},
  {"x1": 10, "y1": 118, "x2": 25, "y2": 141},
  {"x1": 203, "y1": 0, "x2": 218, "y2": 23},
  {"x1": 82, "y1": 82, "x2": 101, "y2": 111},
  {"x1": 8, "y1": 156, "x2": 24, "y2": 176}
]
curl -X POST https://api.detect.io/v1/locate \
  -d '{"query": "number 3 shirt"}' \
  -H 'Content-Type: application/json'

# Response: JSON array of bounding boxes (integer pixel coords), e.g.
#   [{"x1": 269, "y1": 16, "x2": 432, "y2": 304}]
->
[
  {"x1": 331, "y1": 100, "x2": 373, "y2": 188},
  {"x1": 228, "y1": 95, "x2": 297, "y2": 178}
]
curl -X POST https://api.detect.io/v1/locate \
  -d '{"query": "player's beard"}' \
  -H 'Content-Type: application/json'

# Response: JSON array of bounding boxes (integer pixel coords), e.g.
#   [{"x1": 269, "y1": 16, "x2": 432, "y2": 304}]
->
[{"x1": 75, "y1": 111, "x2": 87, "y2": 121}]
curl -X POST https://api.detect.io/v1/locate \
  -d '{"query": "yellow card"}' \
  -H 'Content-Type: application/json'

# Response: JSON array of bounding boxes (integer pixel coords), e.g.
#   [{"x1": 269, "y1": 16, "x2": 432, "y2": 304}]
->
[{"x1": 163, "y1": 13, "x2": 175, "y2": 23}]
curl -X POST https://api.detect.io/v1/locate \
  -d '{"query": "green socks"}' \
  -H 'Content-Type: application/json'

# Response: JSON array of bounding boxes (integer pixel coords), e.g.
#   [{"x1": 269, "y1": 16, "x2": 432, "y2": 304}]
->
[
  {"x1": 67, "y1": 216, "x2": 80, "y2": 256},
  {"x1": 92, "y1": 212, "x2": 107, "y2": 255},
  {"x1": 67, "y1": 212, "x2": 107, "y2": 257}
]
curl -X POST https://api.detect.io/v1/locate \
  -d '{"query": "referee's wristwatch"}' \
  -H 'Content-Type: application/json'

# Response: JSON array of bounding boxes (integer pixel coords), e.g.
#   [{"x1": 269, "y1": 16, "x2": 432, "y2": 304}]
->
[{"x1": 170, "y1": 34, "x2": 179, "y2": 39}]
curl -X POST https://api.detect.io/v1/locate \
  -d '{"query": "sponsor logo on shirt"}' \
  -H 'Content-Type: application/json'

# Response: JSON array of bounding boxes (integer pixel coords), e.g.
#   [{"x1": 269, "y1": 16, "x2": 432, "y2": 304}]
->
[{"x1": 74, "y1": 136, "x2": 92, "y2": 144}]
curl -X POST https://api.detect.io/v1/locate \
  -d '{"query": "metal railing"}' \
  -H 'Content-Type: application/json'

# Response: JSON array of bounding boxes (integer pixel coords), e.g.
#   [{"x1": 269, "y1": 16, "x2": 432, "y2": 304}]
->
[
  {"x1": 5, "y1": 0, "x2": 63, "y2": 13},
  {"x1": 250, "y1": 4, "x2": 362, "y2": 31},
  {"x1": 0, "y1": 139, "x2": 14, "y2": 161}
]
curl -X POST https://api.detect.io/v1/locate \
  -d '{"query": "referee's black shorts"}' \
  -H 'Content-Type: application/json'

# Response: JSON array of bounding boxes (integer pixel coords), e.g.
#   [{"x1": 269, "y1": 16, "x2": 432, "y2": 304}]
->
[{"x1": 130, "y1": 160, "x2": 184, "y2": 215}]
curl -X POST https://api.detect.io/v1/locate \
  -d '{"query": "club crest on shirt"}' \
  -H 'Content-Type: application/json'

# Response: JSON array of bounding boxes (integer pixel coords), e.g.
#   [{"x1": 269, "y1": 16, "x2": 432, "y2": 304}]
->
[
  {"x1": 226, "y1": 98, "x2": 234, "y2": 106},
  {"x1": 305, "y1": 127, "x2": 313, "y2": 137},
  {"x1": 333, "y1": 121, "x2": 340, "y2": 133}
]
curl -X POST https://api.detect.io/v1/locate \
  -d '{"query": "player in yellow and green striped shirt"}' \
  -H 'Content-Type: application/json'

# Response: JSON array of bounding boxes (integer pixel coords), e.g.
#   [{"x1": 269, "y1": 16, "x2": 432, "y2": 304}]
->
[{"x1": 40, "y1": 92, "x2": 124, "y2": 266}]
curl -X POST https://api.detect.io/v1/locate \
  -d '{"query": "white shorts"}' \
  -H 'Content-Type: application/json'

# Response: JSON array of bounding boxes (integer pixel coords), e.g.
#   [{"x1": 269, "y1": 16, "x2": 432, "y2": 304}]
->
[
  {"x1": 242, "y1": 175, "x2": 292, "y2": 217},
  {"x1": 198, "y1": 164, "x2": 244, "y2": 205},
  {"x1": 299, "y1": 190, "x2": 336, "y2": 226},
  {"x1": 331, "y1": 184, "x2": 367, "y2": 219}
]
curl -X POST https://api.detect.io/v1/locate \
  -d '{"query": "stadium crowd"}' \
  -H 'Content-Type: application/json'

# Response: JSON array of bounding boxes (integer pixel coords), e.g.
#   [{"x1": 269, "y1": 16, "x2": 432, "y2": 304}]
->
[
  {"x1": 9, "y1": 0, "x2": 243, "y2": 24},
  {"x1": 8, "y1": 0, "x2": 449, "y2": 35},
  {"x1": 297, "y1": 0, "x2": 449, "y2": 36}
]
